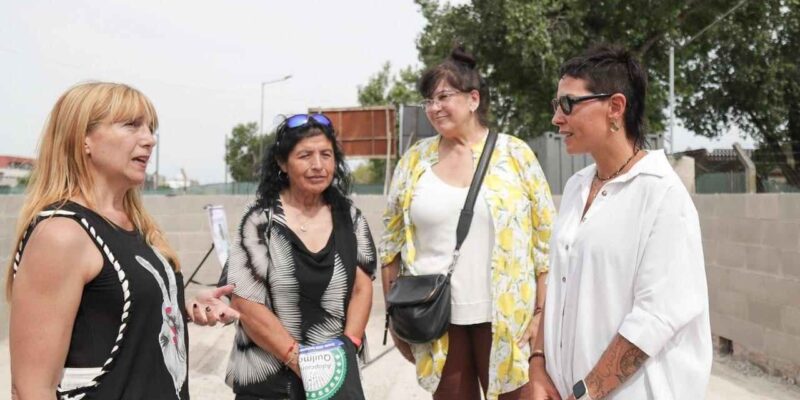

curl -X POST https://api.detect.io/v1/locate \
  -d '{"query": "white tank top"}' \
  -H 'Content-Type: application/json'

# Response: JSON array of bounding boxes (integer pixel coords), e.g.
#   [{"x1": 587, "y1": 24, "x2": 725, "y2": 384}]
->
[{"x1": 409, "y1": 167, "x2": 494, "y2": 325}]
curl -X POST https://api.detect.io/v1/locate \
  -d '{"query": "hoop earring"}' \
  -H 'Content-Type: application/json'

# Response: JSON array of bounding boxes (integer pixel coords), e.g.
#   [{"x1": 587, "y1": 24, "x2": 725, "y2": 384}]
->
[{"x1": 278, "y1": 170, "x2": 288, "y2": 182}]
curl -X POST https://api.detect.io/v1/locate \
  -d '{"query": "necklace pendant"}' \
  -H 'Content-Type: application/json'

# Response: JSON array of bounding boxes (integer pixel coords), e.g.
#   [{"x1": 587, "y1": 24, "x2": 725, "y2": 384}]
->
[{"x1": 300, "y1": 224, "x2": 308, "y2": 232}]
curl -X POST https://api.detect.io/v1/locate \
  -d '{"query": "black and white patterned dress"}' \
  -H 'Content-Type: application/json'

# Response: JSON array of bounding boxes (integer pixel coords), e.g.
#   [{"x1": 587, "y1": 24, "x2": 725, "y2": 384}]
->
[
  {"x1": 225, "y1": 199, "x2": 376, "y2": 399},
  {"x1": 12, "y1": 201, "x2": 189, "y2": 400}
]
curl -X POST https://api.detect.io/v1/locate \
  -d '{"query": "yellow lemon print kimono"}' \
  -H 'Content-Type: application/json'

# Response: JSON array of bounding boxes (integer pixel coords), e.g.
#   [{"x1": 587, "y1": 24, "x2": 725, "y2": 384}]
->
[{"x1": 380, "y1": 133, "x2": 555, "y2": 399}]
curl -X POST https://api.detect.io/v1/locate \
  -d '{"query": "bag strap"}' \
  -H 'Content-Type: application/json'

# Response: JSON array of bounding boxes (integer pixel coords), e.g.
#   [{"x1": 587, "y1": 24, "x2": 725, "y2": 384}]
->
[{"x1": 447, "y1": 131, "x2": 498, "y2": 276}]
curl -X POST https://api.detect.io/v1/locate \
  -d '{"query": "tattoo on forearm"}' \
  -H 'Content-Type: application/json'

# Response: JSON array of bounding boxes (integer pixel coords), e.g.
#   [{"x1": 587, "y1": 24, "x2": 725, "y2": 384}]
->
[
  {"x1": 584, "y1": 335, "x2": 648, "y2": 399},
  {"x1": 619, "y1": 346, "x2": 648, "y2": 377}
]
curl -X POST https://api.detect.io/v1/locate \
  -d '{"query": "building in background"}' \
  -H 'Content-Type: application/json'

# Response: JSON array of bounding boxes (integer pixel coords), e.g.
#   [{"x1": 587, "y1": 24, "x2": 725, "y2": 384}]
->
[
  {"x1": 528, "y1": 133, "x2": 664, "y2": 195},
  {"x1": 0, "y1": 155, "x2": 34, "y2": 188}
]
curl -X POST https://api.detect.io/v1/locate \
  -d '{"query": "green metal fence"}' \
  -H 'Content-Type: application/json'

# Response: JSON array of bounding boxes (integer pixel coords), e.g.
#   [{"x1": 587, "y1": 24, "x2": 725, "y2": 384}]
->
[
  {"x1": 139, "y1": 182, "x2": 384, "y2": 196},
  {"x1": 761, "y1": 179, "x2": 800, "y2": 193},
  {"x1": 696, "y1": 172, "x2": 747, "y2": 194}
]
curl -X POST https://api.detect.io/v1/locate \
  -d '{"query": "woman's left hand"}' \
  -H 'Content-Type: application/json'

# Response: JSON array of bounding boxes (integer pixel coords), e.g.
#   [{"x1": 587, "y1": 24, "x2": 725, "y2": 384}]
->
[
  {"x1": 186, "y1": 284, "x2": 240, "y2": 326},
  {"x1": 517, "y1": 311, "x2": 542, "y2": 349}
]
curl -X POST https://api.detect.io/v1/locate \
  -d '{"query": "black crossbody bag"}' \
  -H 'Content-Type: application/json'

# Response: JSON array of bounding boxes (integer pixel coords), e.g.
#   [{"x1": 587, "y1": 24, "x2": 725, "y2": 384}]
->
[{"x1": 384, "y1": 131, "x2": 498, "y2": 344}]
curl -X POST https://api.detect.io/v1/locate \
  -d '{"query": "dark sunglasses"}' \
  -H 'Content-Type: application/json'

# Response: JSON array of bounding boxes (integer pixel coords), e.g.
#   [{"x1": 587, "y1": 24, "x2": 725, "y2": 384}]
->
[
  {"x1": 551, "y1": 93, "x2": 613, "y2": 115},
  {"x1": 284, "y1": 113, "x2": 332, "y2": 129}
]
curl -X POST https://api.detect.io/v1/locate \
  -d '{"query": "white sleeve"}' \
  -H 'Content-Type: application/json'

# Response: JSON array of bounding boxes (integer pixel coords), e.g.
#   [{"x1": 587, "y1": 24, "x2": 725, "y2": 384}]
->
[
  {"x1": 617, "y1": 185, "x2": 707, "y2": 356},
  {"x1": 227, "y1": 203, "x2": 272, "y2": 305}
]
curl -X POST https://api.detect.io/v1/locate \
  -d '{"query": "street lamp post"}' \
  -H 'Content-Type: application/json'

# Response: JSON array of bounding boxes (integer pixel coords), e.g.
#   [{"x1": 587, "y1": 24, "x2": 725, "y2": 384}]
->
[
  {"x1": 260, "y1": 74, "x2": 293, "y2": 134},
  {"x1": 667, "y1": 0, "x2": 750, "y2": 153}
]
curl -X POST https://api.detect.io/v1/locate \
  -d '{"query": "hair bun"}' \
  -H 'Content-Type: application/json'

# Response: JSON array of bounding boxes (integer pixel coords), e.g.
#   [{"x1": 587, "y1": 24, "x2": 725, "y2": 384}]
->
[{"x1": 449, "y1": 44, "x2": 477, "y2": 69}]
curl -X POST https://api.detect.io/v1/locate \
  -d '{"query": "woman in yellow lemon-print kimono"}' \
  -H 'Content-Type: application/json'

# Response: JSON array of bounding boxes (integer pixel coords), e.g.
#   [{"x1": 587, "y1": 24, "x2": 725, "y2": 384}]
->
[{"x1": 379, "y1": 45, "x2": 555, "y2": 400}]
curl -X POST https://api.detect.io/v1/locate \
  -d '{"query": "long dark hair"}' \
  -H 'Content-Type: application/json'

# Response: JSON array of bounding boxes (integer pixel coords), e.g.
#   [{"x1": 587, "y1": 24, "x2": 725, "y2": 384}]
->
[
  {"x1": 559, "y1": 44, "x2": 648, "y2": 149},
  {"x1": 256, "y1": 117, "x2": 352, "y2": 210},
  {"x1": 418, "y1": 44, "x2": 490, "y2": 127}
]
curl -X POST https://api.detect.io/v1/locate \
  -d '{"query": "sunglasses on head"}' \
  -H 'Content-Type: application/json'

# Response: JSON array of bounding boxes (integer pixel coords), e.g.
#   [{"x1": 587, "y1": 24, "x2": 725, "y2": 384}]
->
[
  {"x1": 284, "y1": 113, "x2": 332, "y2": 129},
  {"x1": 551, "y1": 93, "x2": 613, "y2": 115}
]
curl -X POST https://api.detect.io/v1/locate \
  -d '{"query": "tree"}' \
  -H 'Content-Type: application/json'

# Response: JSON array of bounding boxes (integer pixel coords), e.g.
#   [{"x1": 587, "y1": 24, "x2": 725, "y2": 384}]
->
[
  {"x1": 679, "y1": 0, "x2": 800, "y2": 186},
  {"x1": 414, "y1": 0, "x2": 800, "y2": 186},
  {"x1": 225, "y1": 122, "x2": 275, "y2": 182},
  {"x1": 357, "y1": 62, "x2": 422, "y2": 106},
  {"x1": 358, "y1": 62, "x2": 391, "y2": 106},
  {"x1": 414, "y1": 0, "x2": 707, "y2": 136}
]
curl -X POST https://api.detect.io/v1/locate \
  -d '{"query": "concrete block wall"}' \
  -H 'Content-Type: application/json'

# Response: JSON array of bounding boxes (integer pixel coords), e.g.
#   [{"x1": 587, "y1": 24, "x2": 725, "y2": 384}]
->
[
  {"x1": 0, "y1": 194, "x2": 387, "y2": 341},
  {"x1": 696, "y1": 193, "x2": 800, "y2": 382},
  {"x1": 145, "y1": 195, "x2": 256, "y2": 287},
  {"x1": 2, "y1": 192, "x2": 799, "y2": 383},
  {"x1": 0, "y1": 195, "x2": 25, "y2": 340}
]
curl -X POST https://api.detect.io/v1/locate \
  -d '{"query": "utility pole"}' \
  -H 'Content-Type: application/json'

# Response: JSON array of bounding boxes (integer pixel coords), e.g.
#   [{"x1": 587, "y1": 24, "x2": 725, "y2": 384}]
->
[
  {"x1": 667, "y1": 0, "x2": 750, "y2": 153},
  {"x1": 260, "y1": 74, "x2": 293, "y2": 134}
]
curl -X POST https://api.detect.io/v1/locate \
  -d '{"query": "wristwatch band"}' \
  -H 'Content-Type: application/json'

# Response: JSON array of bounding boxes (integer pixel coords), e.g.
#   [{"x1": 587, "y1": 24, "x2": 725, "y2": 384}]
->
[{"x1": 573, "y1": 379, "x2": 591, "y2": 399}]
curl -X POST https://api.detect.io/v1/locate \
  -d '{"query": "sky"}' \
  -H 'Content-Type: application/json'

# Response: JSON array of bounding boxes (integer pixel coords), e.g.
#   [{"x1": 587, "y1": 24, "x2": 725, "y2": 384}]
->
[{"x1": 0, "y1": 0, "x2": 756, "y2": 184}]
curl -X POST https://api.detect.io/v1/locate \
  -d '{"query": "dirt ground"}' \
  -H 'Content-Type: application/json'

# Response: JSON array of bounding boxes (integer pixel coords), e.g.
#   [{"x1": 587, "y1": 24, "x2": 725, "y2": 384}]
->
[{"x1": 3, "y1": 282, "x2": 800, "y2": 399}]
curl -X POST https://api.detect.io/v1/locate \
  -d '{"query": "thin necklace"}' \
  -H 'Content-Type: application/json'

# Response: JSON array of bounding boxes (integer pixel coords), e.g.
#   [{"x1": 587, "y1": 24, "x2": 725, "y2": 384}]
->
[
  {"x1": 595, "y1": 148, "x2": 640, "y2": 182},
  {"x1": 281, "y1": 194, "x2": 321, "y2": 233},
  {"x1": 298, "y1": 214, "x2": 311, "y2": 232},
  {"x1": 295, "y1": 207, "x2": 322, "y2": 233}
]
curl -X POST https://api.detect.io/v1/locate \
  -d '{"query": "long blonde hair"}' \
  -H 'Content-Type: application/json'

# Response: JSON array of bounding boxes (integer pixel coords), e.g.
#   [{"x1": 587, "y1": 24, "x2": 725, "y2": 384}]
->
[{"x1": 6, "y1": 82, "x2": 180, "y2": 298}]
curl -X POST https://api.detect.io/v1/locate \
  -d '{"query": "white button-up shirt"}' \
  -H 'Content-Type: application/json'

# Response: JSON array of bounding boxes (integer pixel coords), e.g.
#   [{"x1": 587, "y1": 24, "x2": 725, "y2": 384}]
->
[{"x1": 544, "y1": 150, "x2": 712, "y2": 399}]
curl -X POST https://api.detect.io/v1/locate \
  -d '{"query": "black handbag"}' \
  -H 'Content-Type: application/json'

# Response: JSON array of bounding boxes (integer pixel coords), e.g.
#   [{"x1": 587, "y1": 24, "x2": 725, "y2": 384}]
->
[{"x1": 384, "y1": 131, "x2": 498, "y2": 344}]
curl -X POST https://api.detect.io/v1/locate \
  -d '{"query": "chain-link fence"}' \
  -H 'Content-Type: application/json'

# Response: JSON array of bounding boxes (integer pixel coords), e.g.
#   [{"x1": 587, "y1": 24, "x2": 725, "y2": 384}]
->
[{"x1": 138, "y1": 181, "x2": 385, "y2": 196}]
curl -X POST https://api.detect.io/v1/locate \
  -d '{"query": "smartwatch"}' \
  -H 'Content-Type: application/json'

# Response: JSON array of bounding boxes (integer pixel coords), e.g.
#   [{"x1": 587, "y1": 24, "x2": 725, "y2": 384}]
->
[{"x1": 572, "y1": 379, "x2": 590, "y2": 399}]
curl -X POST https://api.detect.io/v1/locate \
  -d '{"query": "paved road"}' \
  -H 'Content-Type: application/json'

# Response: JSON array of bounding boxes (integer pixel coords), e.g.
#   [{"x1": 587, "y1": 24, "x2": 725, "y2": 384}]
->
[{"x1": 2, "y1": 280, "x2": 799, "y2": 399}]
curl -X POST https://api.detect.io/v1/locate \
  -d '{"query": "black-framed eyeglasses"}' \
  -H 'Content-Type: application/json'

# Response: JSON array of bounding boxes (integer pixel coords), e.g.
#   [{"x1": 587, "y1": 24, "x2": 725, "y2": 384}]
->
[{"x1": 551, "y1": 93, "x2": 613, "y2": 115}]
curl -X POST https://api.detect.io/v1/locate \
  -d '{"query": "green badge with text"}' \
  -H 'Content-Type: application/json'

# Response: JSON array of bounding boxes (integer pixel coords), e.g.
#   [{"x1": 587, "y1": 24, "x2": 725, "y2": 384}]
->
[{"x1": 299, "y1": 339, "x2": 347, "y2": 400}]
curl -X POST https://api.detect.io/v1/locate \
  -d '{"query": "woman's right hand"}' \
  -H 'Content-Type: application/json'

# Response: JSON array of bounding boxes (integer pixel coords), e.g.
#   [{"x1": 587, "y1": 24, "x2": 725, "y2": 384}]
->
[
  {"x1": 287, "y1": 357, "x2": 302, "y2": 378},
  {"x1": 391, "y1": 333, "x2": 415, "y2": 363},
  {"x1": 531, "y1": 358, "x2": 562, "y2": 400},
  {"x1": 186, "y1": 284, "x2": 239, "y2": 326}
]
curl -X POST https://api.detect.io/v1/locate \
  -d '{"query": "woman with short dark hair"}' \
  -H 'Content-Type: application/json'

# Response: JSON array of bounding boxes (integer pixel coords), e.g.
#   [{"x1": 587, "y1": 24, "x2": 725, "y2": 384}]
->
[{"x1": 531, "y1": 45, "x2": 711, "y2": 400}]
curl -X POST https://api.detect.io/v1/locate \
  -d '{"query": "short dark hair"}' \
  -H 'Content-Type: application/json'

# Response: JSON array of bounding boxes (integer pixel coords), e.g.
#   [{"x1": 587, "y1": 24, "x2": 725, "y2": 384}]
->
[
  {"x1": 559, "y1": 44, "x2": 647, "y2": 148},
  {"x1": 256, "y1": 118, "x2": 352, "y2": 210},
  {"x1": 418, "y1": 44, "x2": 490, "y2": 126}
]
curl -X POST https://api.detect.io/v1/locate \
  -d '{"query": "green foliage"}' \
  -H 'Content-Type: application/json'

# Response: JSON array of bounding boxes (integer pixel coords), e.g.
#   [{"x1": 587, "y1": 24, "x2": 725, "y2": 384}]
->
[
  {"x1": 678, "y1": 0, "x2": 800, "y2": 185},
  {"x1": 358, "y1": 62, "x2": 422, "y2": 106},
  {"x1": 366, "y1": 159, "x2": 387, "y2": 184},
  {"x1": 351, "y1": 163, "x2": 377, "y2": 184},
  {"x1": 414, "y1": 0, "x2": 800, "y2": 186},
  {"x1": 358, "y1": 62, "x2": 391, "y2": 106},
  {"x1": 225, "y1": 122, "x2": 275, "y2": 182},
  {"x1": 350, "y1": 159, "x2": 388, "y2": 185},
  {"x1": 415, "y1": 0, "x2": 680, "y2": 136}
]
